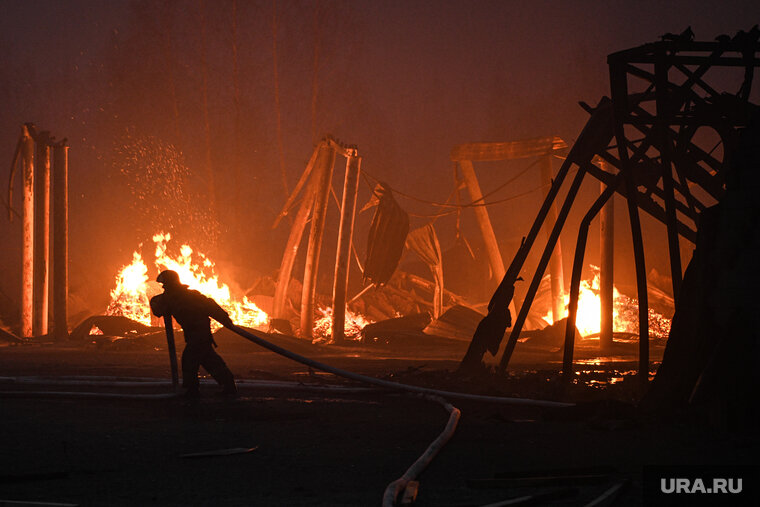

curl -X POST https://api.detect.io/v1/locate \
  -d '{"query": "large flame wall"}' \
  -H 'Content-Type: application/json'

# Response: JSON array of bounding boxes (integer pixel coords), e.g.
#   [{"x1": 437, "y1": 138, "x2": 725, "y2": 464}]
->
[{"x1": 107, "y1": 233, "x2": 268, "y2": 330}]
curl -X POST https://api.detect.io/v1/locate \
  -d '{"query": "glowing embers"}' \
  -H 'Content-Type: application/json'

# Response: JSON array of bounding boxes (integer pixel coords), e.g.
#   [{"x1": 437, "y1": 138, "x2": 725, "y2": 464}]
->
[
  {"x1": 106, "y1": 233, "x2": 269, "y2": 330},
  {"x1": 542, "y1": 267, "x2": 671, "y2": 338},
  {"x1": 312, "y1": 306, "x2": 374, "y2": 344},
  {"x1": 572, "y1": 367, "x2": 658, "y2": 388}
]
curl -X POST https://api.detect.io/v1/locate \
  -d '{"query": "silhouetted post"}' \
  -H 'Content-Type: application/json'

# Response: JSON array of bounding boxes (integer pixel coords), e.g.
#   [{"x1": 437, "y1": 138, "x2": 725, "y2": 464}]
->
[
  {"x1": 33, "y1": 131, "x2": 51, "y2": 337},
  {"x1": 163, "y1": 315, "x2": 179, "y2": 389},
  {"x1": 459, "y1": 160, "x2": 505, "y2": 282},
  {"x1": 300, "y1": 143, "x2": 335, "y2": 339},
  {"x1": 655, "y1": 55, "x2": 682, "y2": 304},
  {"x1": 21, "y1": 125, "x2": 35, "y2": 338},
  {"x1": 541, "y1": 153, "x2": 565, "y2": 322},
  {"x1": 599, "y1": 162, "x2": 614, "y2": 352},
  {"x1": 563, "y1": 177, "x2": 619, "y2": 379},
  {"x1": 53, "y1": 140, "x2": 69, "y2": 341},
  {"x1": 331, "y1": 150, "x2": 361, "y2": 343}
]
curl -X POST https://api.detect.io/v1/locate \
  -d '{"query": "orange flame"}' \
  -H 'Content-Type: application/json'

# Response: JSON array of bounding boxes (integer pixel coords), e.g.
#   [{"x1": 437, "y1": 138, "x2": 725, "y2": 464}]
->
[
  {"x1": 107, "y1": 233, "x2": 269, "y2": 330},
  {"x1": 312, "y1": 306, "x2": 374, "y2": 343},
  {"x1": 542, "y1": 268, "x2": 671, "y2": 338},
  {"x1": 106, "y1": 251, "x2": 152, "y2": 325}
]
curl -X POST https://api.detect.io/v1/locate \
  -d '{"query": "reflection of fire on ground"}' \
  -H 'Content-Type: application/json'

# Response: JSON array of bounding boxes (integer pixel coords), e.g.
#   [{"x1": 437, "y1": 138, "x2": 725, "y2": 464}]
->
[{"x1": 539, "y1": 267, "x2": 671, "y2": 339}]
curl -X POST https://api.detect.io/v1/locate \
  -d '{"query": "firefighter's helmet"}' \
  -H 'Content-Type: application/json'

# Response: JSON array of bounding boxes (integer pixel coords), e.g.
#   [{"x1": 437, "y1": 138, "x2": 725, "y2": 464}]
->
[{"x1": 156, "y1": 269, "x2": 181, "y2": 287}]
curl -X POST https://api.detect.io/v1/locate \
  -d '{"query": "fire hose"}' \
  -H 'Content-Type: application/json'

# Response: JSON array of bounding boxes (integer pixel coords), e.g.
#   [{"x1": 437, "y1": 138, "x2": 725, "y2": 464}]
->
[
  {"x1": 226, "y1": 324, "x2": 573, "y2": 408},
  {"x1": 381, "y1": 395, "x2": 460, "y2": 507},
  {"x1": 225, "y1": 324, "x2": 573, "y2": 506},
  {"x1": 1, "y1": 325, "x2": 574, "y2": 506}
]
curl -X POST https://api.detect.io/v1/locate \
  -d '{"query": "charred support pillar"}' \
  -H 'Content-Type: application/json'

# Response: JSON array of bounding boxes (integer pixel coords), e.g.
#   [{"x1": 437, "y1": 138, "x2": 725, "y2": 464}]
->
[
  {"x1": 272, "y1": 145, "x2": 322, "y2": 320},
  {"x1": 610, "y1": 63, "x2": 649, "y2": 386},
  {"x1": 300, "y1": 144, "x2": 336, "y2": 339},
  {"x1": 459, "y1": 160, "x2": 519, "y2": 317},
  {"x1": 459, "y1": 160, "x2": 505, "y2": 280},
  {"x1": 541, "y1": 154, "x2": 565, "y2": 322},
  {"x1": 21, "y1": 125, "x2": 35, "y2": 338},
  {"x1": 331, "y1": 151, "x2": 361, "y2": 343},
  {"x1": 599, "y1": 162, "x2": 615, "y2": 351},
  {"x1": 33, "y1": 131, "x2": 51, "y2": 336},
  {"x1": 53, "y1": 140, "x2": 69, "y2": 341},
  {"x1": 563, "y1": 175, "x2": 620, "y2": 379}
]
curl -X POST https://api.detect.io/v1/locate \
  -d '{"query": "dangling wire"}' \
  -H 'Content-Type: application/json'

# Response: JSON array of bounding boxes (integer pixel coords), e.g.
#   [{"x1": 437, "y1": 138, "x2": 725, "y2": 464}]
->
[
  {"x1": 428, "y1": 184, "x2": 459, "y2": 226},
  {"x1": 5, "y1": 135, "x2": 23, "y2": 221},
  {"x1": 361, "y1": 157, "x2": 542, "y2": 210},
  {"x1": 453, "y1": 162, "x2": 463, "y2": 239}
]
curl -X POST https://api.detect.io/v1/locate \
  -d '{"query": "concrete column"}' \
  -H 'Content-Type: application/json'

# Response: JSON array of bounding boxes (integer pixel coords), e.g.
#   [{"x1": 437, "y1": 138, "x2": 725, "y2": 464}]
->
[
  {"x1": 21, "y1": 125, "x2": 35, "y2": 338},
  {"x1": 33, "y1": 131, "x2": 51, "y2": 336},
  {"x1": 53, "y1": 140, "x2": 69, "y2": 340}
]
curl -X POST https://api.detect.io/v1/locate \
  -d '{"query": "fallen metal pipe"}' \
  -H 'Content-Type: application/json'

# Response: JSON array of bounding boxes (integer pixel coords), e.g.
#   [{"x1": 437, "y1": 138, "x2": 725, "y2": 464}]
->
[
  {"x1": 0, "y1": 391, "x2": 179, "y2": 400},
  {"x1": 382, "y1": 395, "x2": 461, "y2": 506}
]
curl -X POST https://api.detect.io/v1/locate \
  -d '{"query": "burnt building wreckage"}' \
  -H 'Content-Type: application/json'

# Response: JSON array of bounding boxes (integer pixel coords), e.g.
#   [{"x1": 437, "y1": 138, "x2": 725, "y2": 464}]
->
[
  {"x1": 5, "y1": 30, "x2": 758, "y2": 424},
  {"x1": 467, "y1": 28, "x2": 760, "y2": 406}
]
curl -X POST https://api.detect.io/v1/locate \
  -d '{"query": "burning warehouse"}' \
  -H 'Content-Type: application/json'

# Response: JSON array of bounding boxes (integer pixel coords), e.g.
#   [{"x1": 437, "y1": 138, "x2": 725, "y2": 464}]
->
[{"x1": 1, "y1": 2, "x2": 759, "y2": 505}]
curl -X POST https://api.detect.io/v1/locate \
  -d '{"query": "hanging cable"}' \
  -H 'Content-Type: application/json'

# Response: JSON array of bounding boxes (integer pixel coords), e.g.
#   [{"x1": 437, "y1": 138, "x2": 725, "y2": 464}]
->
[{"x1": 362, "y1": 157, "x2": 541, "y2": 209}]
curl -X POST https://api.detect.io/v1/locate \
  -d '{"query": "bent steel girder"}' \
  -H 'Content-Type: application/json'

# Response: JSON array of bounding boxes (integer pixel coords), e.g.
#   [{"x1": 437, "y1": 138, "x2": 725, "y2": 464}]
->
[{"x1": 498, "y1": 33, "x2": 759, "y2": 374}]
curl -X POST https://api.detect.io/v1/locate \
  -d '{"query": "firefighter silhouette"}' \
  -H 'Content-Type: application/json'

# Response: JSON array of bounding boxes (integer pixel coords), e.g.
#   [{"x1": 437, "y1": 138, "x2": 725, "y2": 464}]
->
[{"x1": 150, "y1": 270, "x2": 237, "y2": 398}]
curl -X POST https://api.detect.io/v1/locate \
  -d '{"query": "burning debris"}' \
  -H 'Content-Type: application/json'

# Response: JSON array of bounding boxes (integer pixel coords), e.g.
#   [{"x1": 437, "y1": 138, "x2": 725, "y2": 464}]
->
[
  {"x1": 539, "y1": 267, "x2": 671, "y2": 339},
  {"x1": 105, "y1": 232, "x2": 379, "y2": 342},
  {"x1": 106, "y1": 233, "x2": 268, "y2": 330},
  {"x1": 312, "y1": 306, "x2": 374, "y2": 343},
  {"x1": 107, "y1": 251, "x2": 152, "y2": 325}
]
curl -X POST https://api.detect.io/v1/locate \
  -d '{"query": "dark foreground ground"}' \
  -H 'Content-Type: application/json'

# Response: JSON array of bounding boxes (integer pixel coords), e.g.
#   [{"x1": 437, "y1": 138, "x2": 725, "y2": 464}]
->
[{"x1": 1, "y1": 334, "x2": 757, "y2": 506}]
